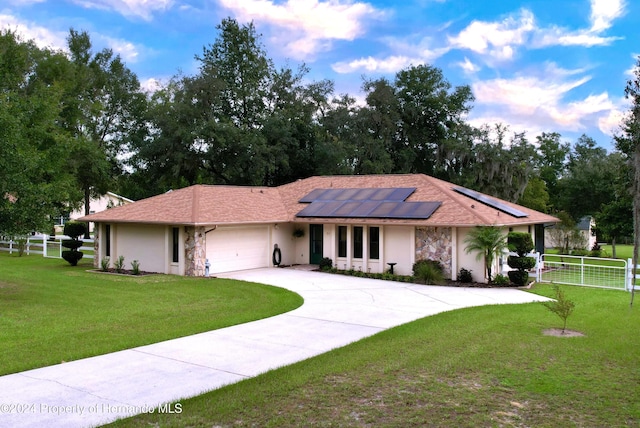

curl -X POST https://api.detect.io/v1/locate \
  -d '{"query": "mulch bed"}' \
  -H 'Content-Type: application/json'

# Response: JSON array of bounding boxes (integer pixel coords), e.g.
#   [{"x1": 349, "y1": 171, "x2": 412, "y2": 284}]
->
[{"x1": 90, "y1": 268, "x2": 154, "y2": 276}]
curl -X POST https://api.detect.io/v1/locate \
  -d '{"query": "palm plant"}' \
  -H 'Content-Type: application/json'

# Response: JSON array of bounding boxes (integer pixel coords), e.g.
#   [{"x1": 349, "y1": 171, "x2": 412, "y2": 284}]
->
[{"x1": 464, "y1": 226, "x2": 508, "y2": 283}]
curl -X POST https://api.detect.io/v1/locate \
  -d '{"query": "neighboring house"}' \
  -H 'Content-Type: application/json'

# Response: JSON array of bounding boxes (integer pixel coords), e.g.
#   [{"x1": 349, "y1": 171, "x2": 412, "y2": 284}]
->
[
  {"x1": 80, "y1": 174, "x2": 558, "y2": 282},
  {"x1": 66, "y1": 192, "x2": 135, "y2": 233},
  {"x1": 577, "y1": 216, "x2": 597, "y2": 250},
  {"x1": 544, "y1": 215, "x2": 596, "y2": 252}
]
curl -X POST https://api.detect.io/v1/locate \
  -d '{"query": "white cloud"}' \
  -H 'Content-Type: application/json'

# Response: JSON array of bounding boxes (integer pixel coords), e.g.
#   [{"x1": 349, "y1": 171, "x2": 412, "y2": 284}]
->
[
  {"x1": 99, "y1": 34, "x2": 142, "y2": 63},
  {"x1": 448, "y1": 9, "x2": 535, "y2": 60},
  {"x1": 456, "y1": 57, "x2": 480, "y2": 74},
  {"x1": 624, "y1": 54, "x2": 640, "y2": 77},
  {"x1": 331, "y1": 35, "x2": 449, "y2": 74},
  {"x1": 0, "y1": 13, "x2": 144, "y2": 64},
  {"x1": 218, "y1": 0, "x2": 385, "y2": 59},
  {"x1": 470, "y1": 64, "x2": 623, "y2": 137},
  {"x1": 332, "y1": 55, "x2": 418, "y2": 73},
  {"x1": 70, "y1": 0, "x2": 173, "y2": 21},
  {"x1": 0, "y1": 13, "x2": 67, "y2": 50},
  {"x1": 598, "y1": 108, "x2": 625, "y2": 136},
  {"x1": 449, "y1": 0, "x2": 626, "y2": 64},
  {"x1": 589, "y1": 0, "x2": 625, "y2": 32}
]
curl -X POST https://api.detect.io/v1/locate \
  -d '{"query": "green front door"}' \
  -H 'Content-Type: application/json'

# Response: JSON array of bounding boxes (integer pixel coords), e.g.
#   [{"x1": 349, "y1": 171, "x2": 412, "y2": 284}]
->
[{"x1": 309, "y1": 224, "x2": 323, "y2": 264}]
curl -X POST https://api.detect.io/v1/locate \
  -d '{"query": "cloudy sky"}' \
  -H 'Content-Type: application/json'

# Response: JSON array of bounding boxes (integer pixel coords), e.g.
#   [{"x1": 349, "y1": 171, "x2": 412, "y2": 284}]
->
[{"x1": 2, "y1": 0, "x2": 638, "y2": 149}]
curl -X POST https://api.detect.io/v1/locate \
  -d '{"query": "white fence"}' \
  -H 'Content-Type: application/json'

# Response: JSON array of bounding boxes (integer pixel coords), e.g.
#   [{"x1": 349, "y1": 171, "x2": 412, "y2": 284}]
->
[
  {"x1": 0, "y1": 234, "x2": 94, "y2": 259},
  {"x1": 536, "y1": 254, "x2": 633, "y2": 291}
]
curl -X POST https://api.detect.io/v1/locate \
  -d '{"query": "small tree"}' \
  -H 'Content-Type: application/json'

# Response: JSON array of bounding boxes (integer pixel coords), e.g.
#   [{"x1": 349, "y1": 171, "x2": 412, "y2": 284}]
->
[
  {"x1": 61, "y1": 221, "x2": 86, "y2": 266},
  {"x1": 543, "y1": 285, "x2": 576, "y2": 334},
  {"x1": 464, "y1": 226, "x2": 508, "y2": 283},
  {"x1": 507, "y1": 232, "x2": 536, "y2": 286}
]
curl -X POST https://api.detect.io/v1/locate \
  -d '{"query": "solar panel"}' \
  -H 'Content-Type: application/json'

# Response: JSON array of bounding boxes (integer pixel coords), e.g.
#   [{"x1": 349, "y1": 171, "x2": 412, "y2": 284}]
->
[
  {"x1": 297, "y1": 187, "x2": 439, "y2": 219},
  {"x1": 296, "y1": 200, "x2": 441, "y2": 219},
  {"x1": 299, "y1": 187, "x2": 416, "y2": 203},
  {"x1": 452, "y1": 187, "x2": 528, "y2": 218}
]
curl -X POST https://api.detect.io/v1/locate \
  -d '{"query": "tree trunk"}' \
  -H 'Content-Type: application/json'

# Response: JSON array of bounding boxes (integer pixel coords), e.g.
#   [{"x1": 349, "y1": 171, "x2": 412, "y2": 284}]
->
[
  {"x1": 612, "y1": 236, "x2": 617, "y2": 259},
  {"x1": 632, "y1": 141, "x2": 640, "y2": 306},
  {"x1": 84, "y1": 186, "x2": 91, "y2": 239}
]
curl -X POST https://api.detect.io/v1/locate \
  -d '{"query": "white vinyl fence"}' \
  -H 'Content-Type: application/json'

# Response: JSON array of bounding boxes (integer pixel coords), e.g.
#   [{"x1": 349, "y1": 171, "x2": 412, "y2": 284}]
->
[{"x1": 0, "y1": 234, "x2": 94, "y2": 259}]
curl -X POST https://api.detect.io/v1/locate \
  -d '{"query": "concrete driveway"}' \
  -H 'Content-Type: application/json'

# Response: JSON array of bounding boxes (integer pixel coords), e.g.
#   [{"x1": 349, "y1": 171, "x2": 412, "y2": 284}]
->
[{"x1": 0, "y1": 268, "x2": 549, "y2": 428}]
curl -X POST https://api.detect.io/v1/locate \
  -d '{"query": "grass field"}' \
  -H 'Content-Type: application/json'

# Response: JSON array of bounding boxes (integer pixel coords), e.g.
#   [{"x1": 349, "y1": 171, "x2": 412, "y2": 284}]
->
[
  {"x1": 110, "y1": 284, "x2": 640, "y2": 427},
  {"x1": 0, "y1": 253, "x2": 302, "y2": 375}
]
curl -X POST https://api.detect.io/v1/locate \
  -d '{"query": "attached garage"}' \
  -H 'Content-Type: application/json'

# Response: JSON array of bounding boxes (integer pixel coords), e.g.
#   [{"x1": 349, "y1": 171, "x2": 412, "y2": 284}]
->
[{"x1": 206, "y1": 226, "x2": 271, "y2": 273}]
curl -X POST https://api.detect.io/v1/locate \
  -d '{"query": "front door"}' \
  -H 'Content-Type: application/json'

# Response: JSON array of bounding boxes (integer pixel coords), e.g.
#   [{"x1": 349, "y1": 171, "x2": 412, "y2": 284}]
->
[{"x1": 309, "y1": 224, "x2": 323, "y2": 264}]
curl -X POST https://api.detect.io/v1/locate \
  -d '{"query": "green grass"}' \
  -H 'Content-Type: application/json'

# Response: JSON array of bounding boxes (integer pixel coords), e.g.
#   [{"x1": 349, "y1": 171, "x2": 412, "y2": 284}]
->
[
  {"x1": 600, "y1": 244, "x2": 634, "y2": 260},
  {"x1": 0, "y1": 253, "x2": 303, "y2": 375},
  {"x1": 110, "y1": 284, "x2": 640, "y2": 428}
]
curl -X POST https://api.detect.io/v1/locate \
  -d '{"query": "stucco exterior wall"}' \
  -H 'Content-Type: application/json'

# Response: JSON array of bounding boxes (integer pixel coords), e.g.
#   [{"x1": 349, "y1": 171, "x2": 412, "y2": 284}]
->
[
  {"x1": 383, "y1": 225, "x2": 414, "y2": 276},
  {"x1": 415, "y1": 226, "x2": 453, "y2": 279},
  {"x1": 114, "y1": 224, "x2": 167, "y2": 274},
  {"x1": 272, "y1": 223, "x2": 298, "y2": 266}
]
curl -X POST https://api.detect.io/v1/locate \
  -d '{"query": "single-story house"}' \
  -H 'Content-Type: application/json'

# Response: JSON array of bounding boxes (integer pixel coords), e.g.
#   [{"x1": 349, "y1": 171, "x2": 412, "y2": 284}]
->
[
  {"x1": 80, "y1": 174, "x2": 558, "y2": 282},
  {"x1": 544, "y1": 215, "x2": 596, "y2": 252},
  {"x1": 57, "y1": 192, "x2": 135, "y2": 233}
]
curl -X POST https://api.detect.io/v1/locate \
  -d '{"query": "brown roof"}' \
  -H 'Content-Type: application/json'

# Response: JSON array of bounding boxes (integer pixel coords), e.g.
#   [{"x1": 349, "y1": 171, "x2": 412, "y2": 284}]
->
[
  {"x1": 80, "y1": 174, "x2": 559, "y2": 227},
  {"x1": 80, "y1": 185, "x2": 289, "y2": 226}
]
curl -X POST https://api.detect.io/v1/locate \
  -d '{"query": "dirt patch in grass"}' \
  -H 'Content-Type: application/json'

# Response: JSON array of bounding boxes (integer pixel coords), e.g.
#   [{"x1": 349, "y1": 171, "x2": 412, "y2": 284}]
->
[{"x1": 543, "y1": 328, "x2": 585, "y2": 337}]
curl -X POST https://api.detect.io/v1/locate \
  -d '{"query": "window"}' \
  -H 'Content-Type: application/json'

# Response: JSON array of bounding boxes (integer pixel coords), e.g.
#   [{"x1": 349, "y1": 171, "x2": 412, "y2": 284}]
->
[
  {"x1": 369, "y1": 226, "x2": 380, "y2": 260},
  {"x1": 353, "y1": 226, "x2": 363, "y2": 259},
  {"x1": 338, "y1": 226, "x2": 347, "y2": 258},
  {"x1": 172, "y1": 227, "x2": 179, "y2": 263},
  {"x1": 105, "y1": 224, "x2": 111, "y2": 257}
]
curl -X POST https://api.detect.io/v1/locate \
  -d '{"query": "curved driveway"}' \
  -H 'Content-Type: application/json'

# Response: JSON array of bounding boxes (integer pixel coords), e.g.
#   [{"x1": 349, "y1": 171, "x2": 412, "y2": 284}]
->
[{"x1": 0, "y1": 268, "x2": 549, "y2": 428}]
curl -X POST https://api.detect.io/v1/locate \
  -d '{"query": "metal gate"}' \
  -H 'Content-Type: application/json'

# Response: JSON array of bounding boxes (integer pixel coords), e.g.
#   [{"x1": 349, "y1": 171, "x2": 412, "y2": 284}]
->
[{"x1": 537, "y1": 254, "x2": 629, "y2": 291}]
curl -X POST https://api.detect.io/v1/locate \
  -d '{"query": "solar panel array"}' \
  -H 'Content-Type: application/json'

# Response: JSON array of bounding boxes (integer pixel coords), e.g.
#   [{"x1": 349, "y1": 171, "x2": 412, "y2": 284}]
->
[
  {"x1": 299, "y1": 187, "x2": 416, "y2": 203},
  {"x1": 452, "y1": 187, "x2": 528, "y2": 218},
  {"x1": 296, "y1": 187, "x2": 442, "y2": 219}
]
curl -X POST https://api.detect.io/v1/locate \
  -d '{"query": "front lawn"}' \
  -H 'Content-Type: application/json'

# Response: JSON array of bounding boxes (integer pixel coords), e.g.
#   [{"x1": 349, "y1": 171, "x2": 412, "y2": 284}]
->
[
  {"x1": 0, "y1": 253, "x2": 303, "y2": 375},
  {"x1": 111, "y1": 284, "x2": 640, "y2": 427}
]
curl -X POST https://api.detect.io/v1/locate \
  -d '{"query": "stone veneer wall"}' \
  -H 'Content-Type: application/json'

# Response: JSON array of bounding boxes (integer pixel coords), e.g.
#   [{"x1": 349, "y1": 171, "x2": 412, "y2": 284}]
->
[
  {"x1": 185, "y1": 226, "x2": 206, "y2": 276},
  {"x1": 93, "y1": 223, "x2": 100, "y2": 269},
  {"x1": 415, "y1": 226, "x2": 452, "y2": 278}
]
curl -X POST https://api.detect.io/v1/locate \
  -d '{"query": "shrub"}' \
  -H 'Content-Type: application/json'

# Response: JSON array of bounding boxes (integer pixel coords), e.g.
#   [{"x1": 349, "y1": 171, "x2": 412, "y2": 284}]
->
[
  {"x1": 61, "y1": 222, "x2": 86, "y2": 266},
  {"x1": 492, "y1": 274, "x2": 510, "y2": 286},
  {"x1": 414, "y1": 260, "x2": 444, "y2": 285},
  {"x1": 319, "y1": 257, "x2": 333, "y2": 271},
  {"x1": 62, "y1": 250, "x2": 83, "y2": 266},
  {"x1": 412, "y1": 259, "x2": 443, "y2": 276},
  {"x1": 589, "y1": 243, "x2": 602, "y2": 257},
  {"x1": 507, "y1": 270, "x2": 529, "y2": 287},
  {"x1": 63, "y1": 222, "x2": 86, "y2": 239},
  {"x1": 507, "y1": 255, "x2": 536, "y2": 271},
  {"x1": 61, "y1": 239, "x2": 83, "y2": 251},
  {"x1": 101, "y1": 257, "x2": 110, "y2": 272},
  {"x1": 458, "y1": 268, "x2": 473, "y2": 283},
  {"x1": 507, "y1": 232, "x2": 535, "y2": 287},
  {"x1": 131, "y1": 260, "x2": 141, "y2": 275},
  {"x1": 507, "y1": 232, "x2": 534, "y2": 255},
  {"x1": 571, "y1": 249, "x2": 589, "y2": 256},
  {"x1": 114, "y1": 255, "x2": 125, "y2": 273}
]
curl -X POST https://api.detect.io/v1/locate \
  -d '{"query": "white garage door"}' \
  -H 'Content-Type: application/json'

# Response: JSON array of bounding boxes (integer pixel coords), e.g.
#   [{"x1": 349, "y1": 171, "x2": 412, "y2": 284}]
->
[{"x1": 207, "y1": 227, "x2": 270, "y2": 273}]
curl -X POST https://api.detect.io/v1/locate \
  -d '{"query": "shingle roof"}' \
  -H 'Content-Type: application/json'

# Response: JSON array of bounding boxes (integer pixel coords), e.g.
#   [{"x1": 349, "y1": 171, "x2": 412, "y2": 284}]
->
[{"x1": 80, "y1": 174, "x2": 559, "y2": 227}]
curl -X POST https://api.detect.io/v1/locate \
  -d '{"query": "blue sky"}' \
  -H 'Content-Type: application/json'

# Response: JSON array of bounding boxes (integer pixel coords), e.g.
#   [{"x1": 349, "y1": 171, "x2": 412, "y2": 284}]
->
[{"x1": 2, "y1": 0, "x2": 638, "y2": 150}]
